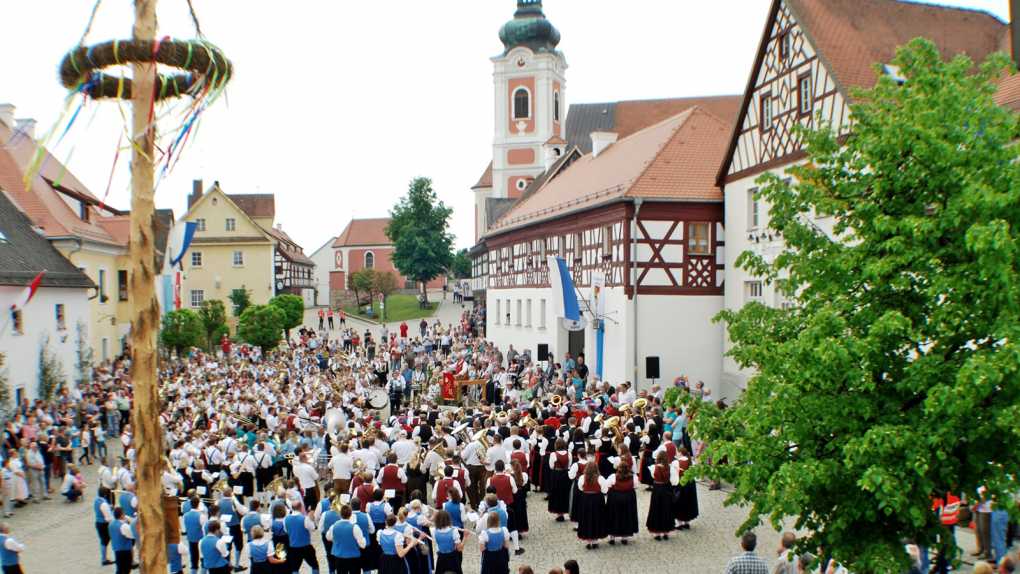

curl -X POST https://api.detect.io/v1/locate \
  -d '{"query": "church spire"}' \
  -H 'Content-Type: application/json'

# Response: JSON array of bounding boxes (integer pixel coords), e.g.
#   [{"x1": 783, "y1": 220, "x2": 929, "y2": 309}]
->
[{"x1": 499, "y1": 0, "x2": 560, "y2": 55}]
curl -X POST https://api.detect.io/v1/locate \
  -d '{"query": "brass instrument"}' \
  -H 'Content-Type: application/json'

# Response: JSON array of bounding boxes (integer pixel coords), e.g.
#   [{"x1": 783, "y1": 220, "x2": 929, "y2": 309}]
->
[
  {"x1": 472, "y1": 429, "x2": 490, "y2": 450},
  {"x1": 274, "y1": 543, "x2": 287, "y2": 561},
  {"x1": 520, "y1": 414, "x2": 538, "y2": 430},
  {"x1": 632, "y1": 398, "x2": 648, "y2": 418},
  {"x1": 549, "y1": 394, "x2": 563, "y2": 407},
  {"x1": 266, "y1": 476, "x2": 285, "y2": 495},
  {"x1": 604, "y1": 416, "x2": 624, "y2": 444},
  {"x1": 228, "y1": 411, "x2": 257, "y2": 427}
]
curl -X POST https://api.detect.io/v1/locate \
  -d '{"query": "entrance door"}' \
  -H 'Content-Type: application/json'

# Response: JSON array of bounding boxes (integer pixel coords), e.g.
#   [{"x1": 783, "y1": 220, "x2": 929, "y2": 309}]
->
[{"x1": 568, "y1": 329, "x2": 585, "y2": 359}]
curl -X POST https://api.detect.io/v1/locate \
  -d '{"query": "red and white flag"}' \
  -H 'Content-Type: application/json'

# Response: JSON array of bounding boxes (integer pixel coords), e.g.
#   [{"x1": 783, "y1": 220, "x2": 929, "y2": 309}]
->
[{"x1": 11, "y1": 271, "x2": 45, "y2": 311}]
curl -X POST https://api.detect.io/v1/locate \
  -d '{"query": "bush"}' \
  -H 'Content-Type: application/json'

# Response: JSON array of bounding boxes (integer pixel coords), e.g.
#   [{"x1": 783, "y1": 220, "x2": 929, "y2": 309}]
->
[
  {"x1": 160, "y1": 309, "x2": 204, "y2": 355},
  {"x1": 237, "y1": 304, "x2": 285, "y2": 352}
]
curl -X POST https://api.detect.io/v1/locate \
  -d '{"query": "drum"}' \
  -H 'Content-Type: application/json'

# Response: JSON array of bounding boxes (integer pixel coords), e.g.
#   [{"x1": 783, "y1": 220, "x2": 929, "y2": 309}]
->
[{"x1": 367, "y1": 388, "x2": 389, "y2": 410}]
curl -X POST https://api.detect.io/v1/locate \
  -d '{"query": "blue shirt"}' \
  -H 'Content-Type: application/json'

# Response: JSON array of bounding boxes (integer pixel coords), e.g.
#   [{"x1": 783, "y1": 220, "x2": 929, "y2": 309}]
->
[
  {"x1": 200, "y1": 535, "x2": 227, "y2": 569},
  {"x1": 0, "y1": 535, "x2": 19, "y2": 566},
  {"x1": 241, "y1": 513, "x2": 262, "y2": 541},
  {"x1": 284, "y1": 514, "x2": 311, "y2": 548},
  {"x1": 93, "y1": 496, "x2": 109, "y2": 523},
  {"x1": 443, "y1": 501, "x2": 463, "y2": 529},
  {"x1": 434, "y1": 528, "x2": 456, "y2": 554},
  {"x1": 330, "y1": 521, "x2": 362, "y2": 559},
  {"x1": 119, "y1": 492, "x2": 137, "y2": 518}
]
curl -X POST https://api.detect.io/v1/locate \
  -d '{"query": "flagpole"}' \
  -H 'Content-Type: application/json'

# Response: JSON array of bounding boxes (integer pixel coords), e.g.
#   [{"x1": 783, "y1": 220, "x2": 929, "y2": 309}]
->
[{"x1": 127, "y1": 0, "x2": 168, "y2": 571}]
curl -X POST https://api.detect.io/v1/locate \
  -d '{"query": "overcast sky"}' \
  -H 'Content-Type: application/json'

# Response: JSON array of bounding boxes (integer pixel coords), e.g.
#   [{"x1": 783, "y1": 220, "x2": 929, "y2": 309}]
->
[{"x1": 2, "y1": 0, "x2": 1010, "y2": 253}]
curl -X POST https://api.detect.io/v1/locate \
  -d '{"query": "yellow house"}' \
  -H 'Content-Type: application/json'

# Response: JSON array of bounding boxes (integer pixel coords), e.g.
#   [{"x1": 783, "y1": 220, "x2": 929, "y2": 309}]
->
[{"x1": 178, "y1": 181, "x2": 278, "y2": 313}]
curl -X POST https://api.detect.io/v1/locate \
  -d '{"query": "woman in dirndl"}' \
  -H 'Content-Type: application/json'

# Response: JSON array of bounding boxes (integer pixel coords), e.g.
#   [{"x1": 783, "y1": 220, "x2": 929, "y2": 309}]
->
[
  {"x1": 431, "y1": 510, "x2": 464, "y2": 574},
  {"x1": 269, "y1": 503, "x2": 290, "y2": 574},
  {"x1": 568, "y1": 448, "x2": 588, "y2": 523},
  {"x1": 546, "y1": 439, "x2": 571, "y2": 521},
  {"x1": 645, "y1": 451, "x2": 677, "y2": 540},
  {"x1": 639, "y1": 423, "x2": 661, "y2": 487},
  {"x1": 673, "y1": 446, "x2": 699, "y2": 530},
  {"x1": 377, "y1": 514, "x2": 424, "y2": 574},
  {"x1": 605, "y1": 448, "x2": 639, "y2": 545},
  {"x1": 510, "y1": 459, "x2": 530, "y2": 535},
  {"x1": 478, "y1": 511, "x2": 511, "y2": 574},
  {"x1": 575, "y1": 462, "x2": 608, "y2": 550}
]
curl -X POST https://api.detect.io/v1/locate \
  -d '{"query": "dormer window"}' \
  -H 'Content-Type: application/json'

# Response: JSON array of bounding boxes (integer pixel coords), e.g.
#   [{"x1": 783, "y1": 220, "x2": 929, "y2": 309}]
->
[
  {"x1": 80, "y1": 201, "x2": 90, "y2": 222},
  {"x1": 513, "y1": 88, "x2": 531, "y2": 120}
]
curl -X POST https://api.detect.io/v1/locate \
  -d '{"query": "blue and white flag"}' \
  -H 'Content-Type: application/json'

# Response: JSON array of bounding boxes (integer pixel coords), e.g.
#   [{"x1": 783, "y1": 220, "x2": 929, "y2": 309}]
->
[
  {"x1": 165, "y1": 220, "x2": 198, "y2": 270},
  {"x1": 547, "y1": 256, "x2": 581, "y2": 322}
]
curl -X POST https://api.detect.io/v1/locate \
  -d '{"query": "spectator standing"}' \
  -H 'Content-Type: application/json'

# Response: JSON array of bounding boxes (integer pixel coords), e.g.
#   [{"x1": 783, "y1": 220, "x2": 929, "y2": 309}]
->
[{"x1": 724, "y1": 532, "x2": 769, "y2": 574}]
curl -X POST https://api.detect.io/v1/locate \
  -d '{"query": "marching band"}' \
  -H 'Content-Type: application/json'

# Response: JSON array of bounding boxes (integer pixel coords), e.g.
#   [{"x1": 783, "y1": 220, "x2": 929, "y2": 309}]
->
[{"x1": 92, "y1": 312, "x2": 699, "y2": 574}]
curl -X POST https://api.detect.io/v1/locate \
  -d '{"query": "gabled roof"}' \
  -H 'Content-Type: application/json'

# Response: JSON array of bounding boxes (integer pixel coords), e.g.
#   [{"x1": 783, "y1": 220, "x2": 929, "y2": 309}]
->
[
  {"x1": 0, "y1": 187, "x2": 94, "y2": 289},
  {"x1": 565, "y1": 96, "x2": 742, "y2": 154},
  {"x1": 995, "y1": 74, "x2": 1020, "y2": 112},
  {"x1": 0, "y1": 122, "x2": 126, "y2": 247},
  {"x1": 310, "y1": 236, "x2": 338, "y2": 258},
  {"x1": 789, "y1": 0, "x2": 1007, "y2": 94},
  {"x1": 179, "y1": 185, "x2": 274, "y2": 244},
  {"x1": 332, "y1": 218, "x2": 392, "y2": 248},
  {"x1": 719, "y1": 0, "x2": 1009, "y2": 184},
  {"x1": 266, "y1": 225, "x2": 314, "y2": 266},
  {"x1": 227, "y1": 194, "x2": 275, "y2": 219},
  {"x1": 489, "y1": 107, "x2": 730, "y2": 235}
]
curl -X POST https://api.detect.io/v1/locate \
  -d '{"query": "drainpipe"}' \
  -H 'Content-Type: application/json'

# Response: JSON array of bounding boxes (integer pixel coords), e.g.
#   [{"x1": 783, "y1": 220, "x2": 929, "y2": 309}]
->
[
  {"x1": 64, "y1": 237, "x2": 100, "y2": 301},
  {"x1": 631, "y1": 198, "x2": 644, "y2": 392}
]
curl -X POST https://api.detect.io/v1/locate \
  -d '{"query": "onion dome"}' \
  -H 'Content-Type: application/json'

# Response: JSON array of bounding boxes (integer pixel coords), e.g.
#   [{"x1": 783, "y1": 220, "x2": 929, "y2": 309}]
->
[{"x1": 499, "y1": 0, "x2": 561, "y2": 55}]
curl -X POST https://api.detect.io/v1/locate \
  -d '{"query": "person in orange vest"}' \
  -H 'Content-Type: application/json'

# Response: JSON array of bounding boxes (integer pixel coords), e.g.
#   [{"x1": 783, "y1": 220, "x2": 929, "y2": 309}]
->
[
  {"x1": 317, "y1": 308, "x2": 325, "y2": 330},
  {"x1": 931, "y1": 493, "x2": 960, "y2": 574},
  {"x1": 326, "y1": 308, "x2": 335, "y2": 330}
]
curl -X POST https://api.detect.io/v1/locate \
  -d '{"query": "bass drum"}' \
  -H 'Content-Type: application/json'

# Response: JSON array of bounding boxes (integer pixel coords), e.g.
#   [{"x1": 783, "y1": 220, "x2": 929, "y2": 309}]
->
[{"x1": 367, "y1": 388, "x2": 389, "y2": 410}]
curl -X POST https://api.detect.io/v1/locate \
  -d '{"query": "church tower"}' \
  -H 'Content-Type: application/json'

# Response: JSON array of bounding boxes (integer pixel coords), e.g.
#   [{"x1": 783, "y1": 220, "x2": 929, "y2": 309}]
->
[{"x1": 475, "y1": 0, "x2": 567, "y2": 241}]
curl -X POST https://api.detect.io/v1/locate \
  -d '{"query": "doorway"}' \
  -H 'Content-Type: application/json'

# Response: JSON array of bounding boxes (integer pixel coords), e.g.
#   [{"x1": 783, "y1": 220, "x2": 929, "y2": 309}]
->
[{"x1": 568, "y1": 329, "x2": 585, "y2": 359}]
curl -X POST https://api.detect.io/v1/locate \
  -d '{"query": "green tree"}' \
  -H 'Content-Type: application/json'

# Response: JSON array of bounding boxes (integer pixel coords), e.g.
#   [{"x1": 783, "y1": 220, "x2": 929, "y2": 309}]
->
[
  {"x1": 373, "y1": 271, "x2": 399, "y2": 320},
  {"x1": 691, "y1": 40, "x2": 1020, "y2": 573},
  {"x1": 0, "y1": 353, "x2": 11, "y2": 418},
  {"x1": 237, "y1": 304, "x2": 285, "y2": 352},
  {"x1": 386, "y1": 177, "x2": 454, "y2": 304},
  {"x1": 198, "y1": 299, "x2": 228, "y2": 350},
  {"x1": 350, "y1": 269, "x2": 377, "y2": 308},
  {"x1": 228, "y1": 286, "x2": 252, "y2": 317},
  {"x1": 160, "y1": 309, "x2": 204, "y2": 355},
  {"x1": 37, "y1": 335, "x2": 66, "y2": 401},
  {"x1": 450, "y1": 248, "x2": 472, "y2": 279},
  {"x1": 269, "y1": 294, "x2": 304, "y2": 338}
]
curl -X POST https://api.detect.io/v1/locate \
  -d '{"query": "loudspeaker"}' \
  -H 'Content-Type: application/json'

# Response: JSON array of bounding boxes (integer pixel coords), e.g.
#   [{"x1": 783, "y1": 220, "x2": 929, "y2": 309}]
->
[
  {"x1": 645, "y1": 356, "x2": 660, "y2": 380},
  {"x1": 537, "y1": 344, "x2": 549, "y2": 362}
]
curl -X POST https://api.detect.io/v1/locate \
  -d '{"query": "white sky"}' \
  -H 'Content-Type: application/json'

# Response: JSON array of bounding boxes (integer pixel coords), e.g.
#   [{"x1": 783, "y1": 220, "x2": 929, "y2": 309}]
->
[{"x1": 2, "y1": 0, "x2": 1010, "y2": 252}]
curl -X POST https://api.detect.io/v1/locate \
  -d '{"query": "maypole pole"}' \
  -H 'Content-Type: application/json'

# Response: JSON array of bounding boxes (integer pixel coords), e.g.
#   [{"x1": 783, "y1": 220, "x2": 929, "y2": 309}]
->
[{"x1": 128, "y1": 0, "x2": 165, "y2": 572}]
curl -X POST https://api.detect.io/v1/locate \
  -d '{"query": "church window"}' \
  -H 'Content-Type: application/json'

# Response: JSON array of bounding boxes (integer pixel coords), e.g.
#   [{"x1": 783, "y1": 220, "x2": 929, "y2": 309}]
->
[
  {"x1": 554, "y1": 91, "x2": 560, "y2": 121},
  {"x1": 760, "y1": 93, "x2": 773, "y2": 132},
  {"x1": 513, "y1": 88, "x2": 531, "y2": 120},
  {"x1": 798, "y1": 74, "x2": 813, "y2": 116},
  {"x1": 364, "y1": 252, "x2": 375, "y2": 269}
]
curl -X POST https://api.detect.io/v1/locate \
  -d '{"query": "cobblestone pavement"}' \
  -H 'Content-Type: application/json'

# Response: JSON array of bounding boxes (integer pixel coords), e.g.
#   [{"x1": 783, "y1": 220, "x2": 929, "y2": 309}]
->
[{"x1": 12, "y1": 468, "x2": 787, "y2": 574}]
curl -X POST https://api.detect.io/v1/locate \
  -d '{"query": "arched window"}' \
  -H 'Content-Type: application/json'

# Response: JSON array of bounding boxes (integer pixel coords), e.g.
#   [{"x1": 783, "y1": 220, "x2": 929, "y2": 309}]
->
[
  {"x1": 364, "y1": 251, "x2": 375, "y2": 269},
  {"x1": 554, "y1": 91, "x2": 560, "y2": 122},
  {"x1": 513, "y1": 88, "x2": 530, "y2": 120}
]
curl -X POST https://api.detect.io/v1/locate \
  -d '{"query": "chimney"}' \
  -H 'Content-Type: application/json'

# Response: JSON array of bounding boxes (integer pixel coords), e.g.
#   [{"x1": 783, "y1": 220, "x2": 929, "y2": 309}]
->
[
  {"x1": 275, "y1": 223, "x2": 283, "y2": 231},
  {"x1": 590, "y1": 131, "x2": 618, "y2": 158},
  {"x1": 1012, "y1": 0, "x2": 1020, "y2": 66},
  {"x1": 0, "y1": 104, "x2": 14, "y2": 129},
  {"x1": 189, "y1": 179, "x2": 204, "y2": 207},
  {"x1": 15, "y1": 118, "x2": 36, "y2": 140}
]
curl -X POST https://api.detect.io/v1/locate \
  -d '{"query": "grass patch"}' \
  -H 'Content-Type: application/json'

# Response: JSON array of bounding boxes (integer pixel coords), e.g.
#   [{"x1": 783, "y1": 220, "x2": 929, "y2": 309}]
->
[{"x1": 344, "y1": 293, "x2": 437, "y2": 323}]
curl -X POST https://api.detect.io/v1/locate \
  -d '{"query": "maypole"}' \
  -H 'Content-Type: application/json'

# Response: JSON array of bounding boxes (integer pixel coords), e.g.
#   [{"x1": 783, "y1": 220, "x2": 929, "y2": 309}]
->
[
  {"x1": 48, "y1": 1, "x2": 232, "y2": 570},
  {"x1": 127, "y1": 1, "x2": 164, "y2": 572}
]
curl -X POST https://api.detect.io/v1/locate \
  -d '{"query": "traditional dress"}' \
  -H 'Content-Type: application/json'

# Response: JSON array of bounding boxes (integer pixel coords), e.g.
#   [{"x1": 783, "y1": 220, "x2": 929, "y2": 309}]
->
[
  {"x1": 479, "y1": 527, "x2": 510, "y2": 574},
  {"x1": 432, "y1": 526, "x2": 463, "y2": 574},
  {"x1": 605, "y1": 471, "x2": 639, "y2": 540},
  {"x1": 511, "y1": 473, "x2": 530, "y2": 535},
  {"x1": 575, "y1": 468, "x2": 608, "y2": 543},
  {"x1": 673, "y1": 456, "x2": 699, "y2": 526},
  {"x1": 377, "y1": 528, "x2": 409, "y2": 574},
  {"x1": 645, "y1": 463, "x2": 677, "y2": 535},
  {"x1": 546, "y1": 451, "x2": 571, "y2": 516}
]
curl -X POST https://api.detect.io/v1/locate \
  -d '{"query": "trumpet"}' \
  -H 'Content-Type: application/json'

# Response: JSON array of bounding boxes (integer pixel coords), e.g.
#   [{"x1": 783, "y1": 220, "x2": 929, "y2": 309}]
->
[{"x1": 274, "y1": 543, "x2": 287, "y2": 560}]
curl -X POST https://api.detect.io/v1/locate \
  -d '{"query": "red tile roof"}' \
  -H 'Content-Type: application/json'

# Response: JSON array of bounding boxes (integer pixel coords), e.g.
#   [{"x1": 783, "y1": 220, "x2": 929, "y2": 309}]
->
[
  {"x1": 227, "y1": 194, "x2": 275, "y2": 219},
  {"x1": 331, "y1": 218, "x2": 393, "y2": 248},
  {"x1": 0, "y1": 122, "x2": 125, "y2": 246},
  {"x1": 266, "y1": 226, "x2": 314, "y2": 266},
  {"x1": 612, "y1": 96, "x2": 741, "y2": 140},
  {"x1": 472, "y1": 162, "x2": 493, "y2": 190},
  {"x1": 995, "y1": 73, "x2": 1020, "y2": 112},
  {"x1": 489, "y1": 107, "x2": 729, "y2": 235},
  {"x1": 97, "y1": 215, "x2": 131, "y2": 246},
  {"x1": 789, "y1": 0, "x2": 1007, "y2": 93}
]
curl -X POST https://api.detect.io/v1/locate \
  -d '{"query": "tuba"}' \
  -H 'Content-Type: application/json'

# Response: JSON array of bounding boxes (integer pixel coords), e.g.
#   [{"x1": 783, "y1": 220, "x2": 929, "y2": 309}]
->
[
  {"x1": 632, "y1": 398, "x2": 649, "y2": 418},
  {"x1": 473, "y1": 429, "x2": 490, "y2": 451},
  {"x1": 549, "y1": 394, "x2": 563, "y2": 407}
]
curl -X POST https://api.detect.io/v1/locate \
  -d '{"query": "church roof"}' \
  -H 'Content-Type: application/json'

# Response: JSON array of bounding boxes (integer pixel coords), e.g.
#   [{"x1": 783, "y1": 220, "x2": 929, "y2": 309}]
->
[
  {"x1": 488, "y1": 107, "x2": 730, "y2": 236},
  {"x1": 499, "y1": 0, "x2": 561, "y2": 55},
  {"x1": 472, "y1": 162, "x2": 493, "y2": 190},
  {"x1": 332, "y1": 218, "x2": 392, "y2": 248}
]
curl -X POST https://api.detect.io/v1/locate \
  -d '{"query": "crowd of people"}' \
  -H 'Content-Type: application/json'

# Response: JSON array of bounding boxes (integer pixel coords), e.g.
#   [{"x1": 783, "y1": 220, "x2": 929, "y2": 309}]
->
[{"x1": 63, "y1": 305, "x2": 705, "y2": 574}]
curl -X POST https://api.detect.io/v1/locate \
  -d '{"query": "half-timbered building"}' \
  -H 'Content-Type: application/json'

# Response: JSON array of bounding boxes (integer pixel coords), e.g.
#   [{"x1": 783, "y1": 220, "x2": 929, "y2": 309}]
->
[
  {"x1": 717, "y1": 0, "x2": 1012, "y2": 398},
  {"x1": 484, "y1": 107, "x2": 735, "y2": 388}
]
